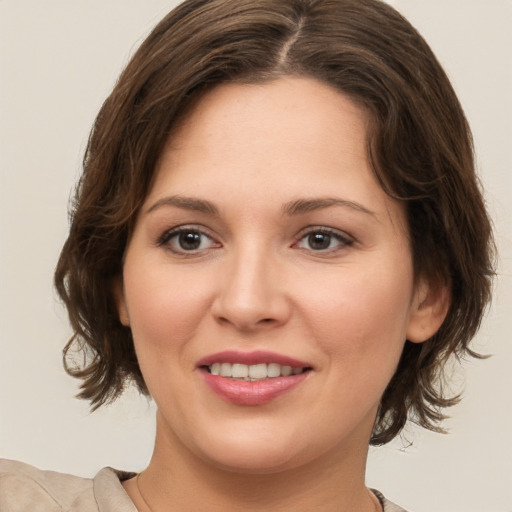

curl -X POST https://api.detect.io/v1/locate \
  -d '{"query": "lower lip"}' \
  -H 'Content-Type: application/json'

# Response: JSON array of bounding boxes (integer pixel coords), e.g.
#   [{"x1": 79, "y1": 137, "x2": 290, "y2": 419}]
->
[{"x1": 201, "y1": 370, "x2": 310, "y2": 405}]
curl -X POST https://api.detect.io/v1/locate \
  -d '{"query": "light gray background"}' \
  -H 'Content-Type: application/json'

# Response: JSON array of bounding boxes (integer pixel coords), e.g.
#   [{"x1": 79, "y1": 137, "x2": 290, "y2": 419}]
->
[{"x1": 1, "y1": 2, "x2": 511, "y2": 511}]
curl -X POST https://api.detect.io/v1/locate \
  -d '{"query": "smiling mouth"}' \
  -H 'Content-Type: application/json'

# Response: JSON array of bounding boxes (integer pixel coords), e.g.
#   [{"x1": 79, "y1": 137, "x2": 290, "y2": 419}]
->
[{"x1": 203, "y1": 363, "x2": 311, "y2": 381}]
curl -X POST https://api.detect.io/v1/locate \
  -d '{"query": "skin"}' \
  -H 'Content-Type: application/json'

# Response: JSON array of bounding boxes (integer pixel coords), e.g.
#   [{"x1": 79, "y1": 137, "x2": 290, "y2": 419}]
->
[{"x1": 118, "y1": 77, "x2": 448, "y2": 511}]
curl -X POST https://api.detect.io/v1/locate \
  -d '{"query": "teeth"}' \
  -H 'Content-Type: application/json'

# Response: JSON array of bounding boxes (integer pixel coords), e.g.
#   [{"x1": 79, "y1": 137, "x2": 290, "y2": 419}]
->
[
  {"x1": 281, "y1": 365, "x2": 292, "y2": 376},
  {"x1": 249, "y1": 363, "x2": 267, "y2": 379},
  {"x1": 232, "y1": 363, "x2": 249, "y2": 378},
  {"x1": 267, "y1": 363, "x2": 281, "y2": 378},
  {"x1": 220, "y1": 362, "x2": 231, "y2": 377},
  {"x1": 207, "y1": 363, "x2": 305, "y2": 380}
]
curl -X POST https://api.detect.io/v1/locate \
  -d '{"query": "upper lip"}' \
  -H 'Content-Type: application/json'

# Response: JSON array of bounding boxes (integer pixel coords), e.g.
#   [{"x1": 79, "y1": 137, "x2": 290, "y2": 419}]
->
[{"x1": 196, "y1": 350, "x2": 311, "y2": 369}]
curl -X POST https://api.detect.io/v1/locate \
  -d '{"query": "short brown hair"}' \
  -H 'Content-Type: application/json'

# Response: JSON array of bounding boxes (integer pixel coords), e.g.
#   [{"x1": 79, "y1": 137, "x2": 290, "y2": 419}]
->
[{"x1": 55, "y1": 0, "x2": 495, "y2": 444}]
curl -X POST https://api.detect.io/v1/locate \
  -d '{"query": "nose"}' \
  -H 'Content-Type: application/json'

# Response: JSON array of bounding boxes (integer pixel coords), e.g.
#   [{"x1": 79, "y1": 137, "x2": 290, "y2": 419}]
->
[{"x1": 211, "y1": 247, "x2": 291, "y2": 331}]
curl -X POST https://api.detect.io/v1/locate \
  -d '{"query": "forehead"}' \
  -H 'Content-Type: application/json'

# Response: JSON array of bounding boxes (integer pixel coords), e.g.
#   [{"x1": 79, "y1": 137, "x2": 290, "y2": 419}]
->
[
  {"x1": 145, "y1": 76, "x2": 403, "y2": 231},
  {"x1": 154, "y1": 78, "x2": 371, "y2": 187},
  {"x1": 168, "y1": 76, "x2": 370, "y2": 162}
]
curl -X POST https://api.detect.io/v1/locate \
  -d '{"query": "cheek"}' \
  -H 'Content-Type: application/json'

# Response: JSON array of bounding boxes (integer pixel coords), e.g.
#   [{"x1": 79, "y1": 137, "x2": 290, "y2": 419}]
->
[
  {"x1": 123, "y1": 263, "x2": 213, "y2": 355},
  {"x1": 298, "y1": 262, "x2": 414, "y2": 370}
]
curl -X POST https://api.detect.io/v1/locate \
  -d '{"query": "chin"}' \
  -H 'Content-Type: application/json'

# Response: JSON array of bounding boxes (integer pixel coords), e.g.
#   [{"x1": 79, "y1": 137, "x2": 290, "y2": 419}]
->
[
  {"x1": 204, "y1": 447, "x2": 305, "y2": 475},
  {"x1": 186, "y1": 426, "x2": 306, "y2": 474}
]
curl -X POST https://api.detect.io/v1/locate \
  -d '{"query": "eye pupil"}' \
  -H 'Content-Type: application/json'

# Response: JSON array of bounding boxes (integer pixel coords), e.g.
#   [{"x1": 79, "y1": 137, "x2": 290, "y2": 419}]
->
[
  {"x1": 308, "y1": 232, "x2": 331, "y2": 250},
  {"x1": 179, "y1": 232, "x2": 201, "y2": 250}
]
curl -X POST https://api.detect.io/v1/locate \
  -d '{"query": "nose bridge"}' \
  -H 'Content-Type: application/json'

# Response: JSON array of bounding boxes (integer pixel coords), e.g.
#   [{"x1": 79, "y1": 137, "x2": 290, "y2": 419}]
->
[{"x1": 213, "y1": 238, "x2": 288, "y2": 330}]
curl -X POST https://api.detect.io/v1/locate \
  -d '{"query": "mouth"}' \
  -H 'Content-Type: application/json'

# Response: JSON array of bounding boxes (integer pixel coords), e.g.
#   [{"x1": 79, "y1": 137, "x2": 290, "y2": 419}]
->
[
  {"x1": 197, "y1": 351, "x2": 313, "y2": 405},
  {"x1": 203, "y1": 362, "x2": 310, "y2": 381}
]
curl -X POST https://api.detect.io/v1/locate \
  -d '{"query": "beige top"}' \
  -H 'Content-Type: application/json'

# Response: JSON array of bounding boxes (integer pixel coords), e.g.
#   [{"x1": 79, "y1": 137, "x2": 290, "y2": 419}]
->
[{"x1": 0, "y1": 459, "x2": 407, "y2": 511}]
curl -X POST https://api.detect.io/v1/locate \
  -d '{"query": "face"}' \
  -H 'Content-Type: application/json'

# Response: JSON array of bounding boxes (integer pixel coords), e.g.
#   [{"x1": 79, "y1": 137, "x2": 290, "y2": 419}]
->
[{"x1": 118, "y1": 77, "x2": 437, "y2": 473}]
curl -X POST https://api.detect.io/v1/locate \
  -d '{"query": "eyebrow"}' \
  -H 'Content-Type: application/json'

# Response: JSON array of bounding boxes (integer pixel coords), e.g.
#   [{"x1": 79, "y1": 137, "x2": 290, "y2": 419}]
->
[
  {"x1": 282, "y1": 197, "x2": 377, "y2": 218},
  {"x1": 146, "y1": 195, "x2": 219, "y2": 215},
  {"x1": 145, "y1": 194, "x2": 376, "y2": 219}
]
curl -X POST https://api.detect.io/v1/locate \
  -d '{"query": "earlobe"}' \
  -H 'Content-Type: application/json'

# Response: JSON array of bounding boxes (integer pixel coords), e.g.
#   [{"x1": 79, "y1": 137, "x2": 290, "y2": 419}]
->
[
  {"x1": 113, "y1": 278, "x2": 130, "y2": 327},
  {"x1": 406, "y1": 278, "x2": 451, "y2": 344}
]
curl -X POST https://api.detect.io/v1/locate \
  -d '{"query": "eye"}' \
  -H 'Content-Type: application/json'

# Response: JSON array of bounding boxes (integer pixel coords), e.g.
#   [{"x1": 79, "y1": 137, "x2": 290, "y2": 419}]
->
[
  {"x1": 159, "y1": 227, "x2": 218, "y2": 254},
  {"x1": 296, "y1": 228, "x2": 353, "y2": 252}
]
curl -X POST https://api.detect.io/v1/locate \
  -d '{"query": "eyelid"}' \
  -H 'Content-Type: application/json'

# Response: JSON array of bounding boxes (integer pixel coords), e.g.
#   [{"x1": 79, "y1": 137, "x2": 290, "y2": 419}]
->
[
  {"x1": 157, "y1": 224, "x2": 221, "y2": 254},
  {"x1": 294, "y1": 226, "x2": 355, "y2": 252},
  {"x1": 156, "y1": 224, "x2": 354, "y2": 256}
]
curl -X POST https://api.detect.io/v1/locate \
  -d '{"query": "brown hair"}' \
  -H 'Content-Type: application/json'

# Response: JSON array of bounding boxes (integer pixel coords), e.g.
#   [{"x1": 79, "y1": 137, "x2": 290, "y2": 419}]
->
[{"x1": 55, "y1": 0, "x2": 495, "y2": 444}]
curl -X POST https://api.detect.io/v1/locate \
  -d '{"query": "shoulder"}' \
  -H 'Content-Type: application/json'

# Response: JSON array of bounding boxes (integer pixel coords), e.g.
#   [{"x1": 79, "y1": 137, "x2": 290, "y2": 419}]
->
[
  {"x1": 373, "y1": 489, "x2": 409, "y2": 512},
  {"x1": 0, "y1": 459, "x2": 135, "y2": 512},
  {"x1": 0, "y1": 458, "x2": 94, "y2": 510}
]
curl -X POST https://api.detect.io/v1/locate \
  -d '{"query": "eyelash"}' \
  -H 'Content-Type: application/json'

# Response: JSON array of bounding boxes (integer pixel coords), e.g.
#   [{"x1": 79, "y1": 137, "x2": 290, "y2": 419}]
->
[
  {"x1": 294, "y1": 227, "x2": 354, "y2": 253},
  {"x1": 157, "y1": 225, "x2": 354, "y2": 256},
  {"x1": 157, "y1": 226, "x2": 218, "y2": 255}
]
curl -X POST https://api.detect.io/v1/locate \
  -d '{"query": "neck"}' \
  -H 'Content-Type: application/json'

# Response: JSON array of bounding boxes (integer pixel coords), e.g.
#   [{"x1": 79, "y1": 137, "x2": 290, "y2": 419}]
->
[{"x1": 131, "y1": 411, "x2": 377, "y2": 512}]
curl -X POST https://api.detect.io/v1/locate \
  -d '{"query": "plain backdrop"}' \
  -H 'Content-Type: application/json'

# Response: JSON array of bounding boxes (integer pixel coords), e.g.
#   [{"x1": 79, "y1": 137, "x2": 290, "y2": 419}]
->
[{"x1": 0, "y1": 1, "x2": 511, "y2": 511}]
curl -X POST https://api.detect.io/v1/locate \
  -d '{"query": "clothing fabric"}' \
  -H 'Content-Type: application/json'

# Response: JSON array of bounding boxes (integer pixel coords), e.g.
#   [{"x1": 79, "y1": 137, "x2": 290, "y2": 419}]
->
[{"x1": 0, "y1": 458, "x2": 407, "y2": 511}]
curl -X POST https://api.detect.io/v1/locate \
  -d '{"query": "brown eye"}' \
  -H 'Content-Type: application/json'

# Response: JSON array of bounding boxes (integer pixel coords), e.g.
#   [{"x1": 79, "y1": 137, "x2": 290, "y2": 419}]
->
[
  {"x1": 159, "y1": 227, "x2": 217, "y2": 254},
  {"x1": 307, "y1": 232, "x2": 332, "y2": 250},
  {"x1": 178, "y1": 231, "x2": 202, "y2": 251},
  {"x1": 296, "y1": 228, "x2": 353, "y2": 253}
]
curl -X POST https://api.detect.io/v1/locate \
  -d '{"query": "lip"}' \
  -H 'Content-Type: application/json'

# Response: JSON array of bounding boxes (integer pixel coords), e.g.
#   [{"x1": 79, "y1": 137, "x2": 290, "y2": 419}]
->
[
  {"x1": 196, "y1": 350, "x2": 311, "y2": 368},
  {"x1": 197, "y1": 350, "x2": 313, "y2": 406},
  {"x1": 201, "y1": 371, "x2": 311, "y2": 405}
]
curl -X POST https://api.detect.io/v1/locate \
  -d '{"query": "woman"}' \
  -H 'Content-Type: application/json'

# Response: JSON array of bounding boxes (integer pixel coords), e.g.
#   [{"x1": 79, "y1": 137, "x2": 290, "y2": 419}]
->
[{"x1": 0, "y1": 0, "x2": 495, "y2": 510}]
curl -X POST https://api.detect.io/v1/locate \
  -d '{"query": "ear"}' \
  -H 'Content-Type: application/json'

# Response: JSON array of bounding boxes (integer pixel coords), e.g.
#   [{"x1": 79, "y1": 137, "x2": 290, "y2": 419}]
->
[
  {"x1": 113, "y1": 277, "x2": 130, "y2": 327},
  {"x1": 406, "y1": 277, "x2": 451, "y2": 343}
]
